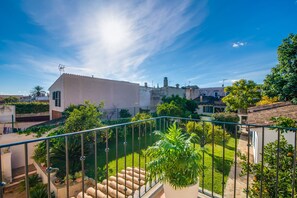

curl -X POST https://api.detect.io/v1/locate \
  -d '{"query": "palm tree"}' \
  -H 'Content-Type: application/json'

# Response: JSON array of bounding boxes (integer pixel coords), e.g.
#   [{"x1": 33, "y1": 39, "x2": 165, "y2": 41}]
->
[{"x1": 31, "y1": 85, "x2": 45, "y2": 98}]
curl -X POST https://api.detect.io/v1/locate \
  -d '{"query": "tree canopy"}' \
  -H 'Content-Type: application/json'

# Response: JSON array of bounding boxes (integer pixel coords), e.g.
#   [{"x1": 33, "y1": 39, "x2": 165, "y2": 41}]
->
[
  {"x1": 222, "y1": 79, "x2": 261, "y2": 112},
  {"x1": 263, "y1": 34, "x2": 297, "y2": 104},
  {"x1": 31, "y1": 85, "x2": 45, "y2": 98},
  {"x1": 157, "y1": 95, "x2": 198, "y2": 117},
  {"x1": 65, "y1": 101, "x2": 102, "y2": 133}
]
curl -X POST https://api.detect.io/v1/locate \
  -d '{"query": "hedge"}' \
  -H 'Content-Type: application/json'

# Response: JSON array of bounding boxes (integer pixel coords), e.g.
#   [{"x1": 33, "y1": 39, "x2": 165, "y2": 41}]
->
[
  {"x1": 212, "y1": 112, "x2": 239, "y2": 134},
  {"x1": 9, "y1": 102, "x2": 49, "y2": 114}
]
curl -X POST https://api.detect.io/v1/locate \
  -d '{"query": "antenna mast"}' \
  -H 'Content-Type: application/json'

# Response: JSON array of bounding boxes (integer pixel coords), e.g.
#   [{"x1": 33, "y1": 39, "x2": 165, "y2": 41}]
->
[
  {"x1": 58, "y1": 64, "x2": 66, "y2": 76},
  {"x1": 222, "y1": 79, "x2": 227, "y2": 87}
]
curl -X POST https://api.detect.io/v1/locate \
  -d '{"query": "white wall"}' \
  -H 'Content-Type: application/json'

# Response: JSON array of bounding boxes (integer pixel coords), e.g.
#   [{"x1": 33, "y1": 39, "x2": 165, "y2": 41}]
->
[
  {"x1": 139, "y1": 86, "x2": 152, "y2": 107},
  {"x1": 49, "y1": 74, "x2": 140, "y2": 119},
  {"x1": 0, "y1": 133, "x2": 39, "y2": 169},
  {"x1": 1, "y1": 151, "x2": 12, "y2": 182},
  {"x1": 253, "y1": 128, "x2": 295, "y2": 163},
  {"x1": 0, "y1": 105, "x2": 15, "y2": 123}
]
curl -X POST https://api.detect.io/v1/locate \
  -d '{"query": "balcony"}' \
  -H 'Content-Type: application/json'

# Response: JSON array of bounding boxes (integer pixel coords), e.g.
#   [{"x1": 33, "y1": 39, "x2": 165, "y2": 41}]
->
[{"x1": 0, "y1": 116, "x2": 296, "y2": 198}]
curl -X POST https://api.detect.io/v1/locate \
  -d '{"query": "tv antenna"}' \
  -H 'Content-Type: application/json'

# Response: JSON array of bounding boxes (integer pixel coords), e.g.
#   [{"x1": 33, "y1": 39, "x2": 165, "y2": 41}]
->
[
  {"x1": 58, "y1": 64, "x2": 66, "y2": 76},
  {"x1": 222, "y1": 79, "x2": 227, "y2": 87}
]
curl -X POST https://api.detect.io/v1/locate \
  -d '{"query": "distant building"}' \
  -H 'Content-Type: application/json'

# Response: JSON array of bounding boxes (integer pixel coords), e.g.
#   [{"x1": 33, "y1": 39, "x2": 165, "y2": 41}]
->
[
  {"x1": 150, "y1": 77, "x2": 186, "y2": 107},
  {"x1": 195, "y1": 96, "x2": 226, "y2": 115},
  {"x1": 198, "y1": 87, "x2": 225, "y2": 98},
  {"x1": 48, "y1": 73, "x2": 140, "y2": 120}
]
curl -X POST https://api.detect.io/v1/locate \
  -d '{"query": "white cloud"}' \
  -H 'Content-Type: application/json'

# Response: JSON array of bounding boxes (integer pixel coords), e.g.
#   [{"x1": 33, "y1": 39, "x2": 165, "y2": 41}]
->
[
  {"x1": 232, "y1": 42, "x2": 247, "y2": 48},
  {"x1": 20, "y1": 0, "x2": 207, "y2": 83}
]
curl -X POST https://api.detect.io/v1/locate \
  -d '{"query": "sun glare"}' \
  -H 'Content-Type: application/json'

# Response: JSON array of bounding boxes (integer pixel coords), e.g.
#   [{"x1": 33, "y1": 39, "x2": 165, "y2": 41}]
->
[{"x1": 99, "y1": 16, "x2": 132, "y2": 52}]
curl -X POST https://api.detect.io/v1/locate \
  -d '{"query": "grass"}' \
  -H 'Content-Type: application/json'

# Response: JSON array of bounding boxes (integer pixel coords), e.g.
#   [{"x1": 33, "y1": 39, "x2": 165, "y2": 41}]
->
[
  {"x1": 198, "y1": 137, "x2": 236, "y2": 195},
  {"x1": 84, "y1": 127, "x2": 236, "y2": 195}
]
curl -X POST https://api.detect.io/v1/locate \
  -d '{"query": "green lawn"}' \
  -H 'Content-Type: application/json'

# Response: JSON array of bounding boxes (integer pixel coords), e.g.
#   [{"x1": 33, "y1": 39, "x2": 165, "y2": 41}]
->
[{"x1": 84, "y1": 128, "x2": 236, "y2": 195}]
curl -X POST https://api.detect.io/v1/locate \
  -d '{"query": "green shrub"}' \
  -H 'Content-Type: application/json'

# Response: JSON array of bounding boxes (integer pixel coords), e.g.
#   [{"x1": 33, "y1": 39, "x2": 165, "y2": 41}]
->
[
  {"x1": 119, "y1": 109, "x2": 132, "y2": 118},
  {"x1": 212, "y1": 112, "x2": 239, "y2": 133},
  {"x1": 146, "y1": 123, "x2": 202, "y2": 188},
  {"x1": 9, "y1": 102, "x2": 49, "y2": 114},
  {"x1": 240, "y1": 136, "x2": 296, "y2": 197}
]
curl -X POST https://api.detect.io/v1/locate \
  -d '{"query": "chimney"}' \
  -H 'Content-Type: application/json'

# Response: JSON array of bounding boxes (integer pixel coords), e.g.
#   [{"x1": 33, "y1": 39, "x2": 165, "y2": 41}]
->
[
  {"x1": 176, "y1": 84, "x2": 180, "y2": 88},
  {"x1": 200, "y1": 96, "x2": 203, "y2": 102},
  {"x1": 144, "y1": 82, "x2": 148, "y2": 88},
  {"x1": 163, "y1": 77, "x2": 168, "y2": 87}
]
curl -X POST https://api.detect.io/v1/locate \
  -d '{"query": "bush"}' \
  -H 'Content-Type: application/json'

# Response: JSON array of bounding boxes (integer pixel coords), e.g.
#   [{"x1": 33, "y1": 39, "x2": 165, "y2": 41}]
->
[
  {"x1": 8, "y1": 102, "x2": 49, "y2": 114},
  {"x1": 186, "y1": 121, "x2": 229, "y2": 147},
  {"x1": 240, "y1": 136, "x2": 296, "y2": 197},
  {"x1": 212, "y1": 112, "x2": 239, "y2": 133},
  {"x1": 119, "y1": 109, "x2": 131, "y2": 118}
]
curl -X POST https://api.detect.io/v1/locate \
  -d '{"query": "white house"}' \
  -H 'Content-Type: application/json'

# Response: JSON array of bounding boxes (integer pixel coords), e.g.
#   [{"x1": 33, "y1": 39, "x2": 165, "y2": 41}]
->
[
  {"x1": 48, "y1": 73, "x2": 140, "y2": 119},
  {"x1": 248, "y1": 102, "x2": 297, "y2": 163}
]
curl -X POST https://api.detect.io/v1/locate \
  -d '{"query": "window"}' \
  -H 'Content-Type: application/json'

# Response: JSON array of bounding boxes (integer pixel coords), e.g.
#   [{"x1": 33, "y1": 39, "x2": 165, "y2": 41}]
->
[
  {"x1": 203, "y1": 106, "x2": 213, "y2": 113},
  {"x1": 53, "y1": 91, "x2": 61, "y2": 107}
]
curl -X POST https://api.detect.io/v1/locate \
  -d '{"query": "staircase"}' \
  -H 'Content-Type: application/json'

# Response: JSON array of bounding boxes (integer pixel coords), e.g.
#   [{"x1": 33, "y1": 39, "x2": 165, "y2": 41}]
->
[{"x1": 75, "y1": 167, "x2": 148, "y2": 198}]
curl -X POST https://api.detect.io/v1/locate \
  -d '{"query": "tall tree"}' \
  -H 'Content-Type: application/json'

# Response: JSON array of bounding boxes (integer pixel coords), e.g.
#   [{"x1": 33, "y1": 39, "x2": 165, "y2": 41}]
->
[
  {"x1": 263, "y1": 34, "x2": 297, "y2": 104},
  {"x1": 31, "y1": 85, "x2": 45, "y2": 97},
  {"x1": 222, "y1": 79, "x2": 261, "y2": 112}
]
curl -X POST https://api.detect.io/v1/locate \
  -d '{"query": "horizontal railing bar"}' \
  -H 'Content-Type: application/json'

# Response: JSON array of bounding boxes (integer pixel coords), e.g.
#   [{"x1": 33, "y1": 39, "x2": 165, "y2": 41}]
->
[
  {"x1": 1, "y1": 116, "x2": 296, "y2": 148},
  {"x1": 0, "y1": 117, "x2": 158, "y2": 148},
  {"x1": 164, "y1": 116, "x2": 297, "y2": 130}
]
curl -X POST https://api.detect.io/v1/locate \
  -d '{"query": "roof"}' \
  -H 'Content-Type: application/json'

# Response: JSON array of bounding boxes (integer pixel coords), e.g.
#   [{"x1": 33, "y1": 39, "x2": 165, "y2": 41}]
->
[
  {"x1": 48, "y1": 73, "x2": 139, "y2": 90},
  {"x1": 247, "y1": 102, "x2": 297, "y2": 125}
]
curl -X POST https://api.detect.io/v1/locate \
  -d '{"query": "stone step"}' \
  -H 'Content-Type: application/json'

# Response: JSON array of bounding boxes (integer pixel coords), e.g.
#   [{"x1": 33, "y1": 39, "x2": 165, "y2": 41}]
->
[{"x1": 76, "y1": 167, "x2": 146, "y2": 198}]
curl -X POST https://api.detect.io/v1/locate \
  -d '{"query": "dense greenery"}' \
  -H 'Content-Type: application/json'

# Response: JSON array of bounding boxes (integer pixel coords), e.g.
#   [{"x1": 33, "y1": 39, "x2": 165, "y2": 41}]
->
[
  {"x1": 186, "y1": 121, "x2": 229, "y2": 147},
  {"x1": 19, "y1": 174, "x2": 42, "y2": 192},
  {"x1": 8, "y1": 102, "x2": 49, "y2": 114},
  {"x1": 212, "y1": 112, "x2": 239, "y2": 133},
  {"x1": 146, "y1": 123, "x2": 202, "y2": 188},
  {"x1": 222, "y1": 79, "x2": 261, "y2": 112},
  {"x1": 157, "y1": 95, "x2": 198, "y2": 118},
  {"x1": 256, "y1": 96, "x2": 278, "y2": 106},
  {"x1": 119, "y1": 109, "x2": 132, "y2": 118},
  {"x1": 2, "y1": 96, "x2": 19, "y2": 103},
  {"x1": 263, "y1": 34, "x2": 297, "y2": 104},
  {"x1": 240, "y1": 136, "x2": 296, "y2": 197},
  {"x1": 270, "y1": 116, "x2": 297, "y2": 133},
  {"x1": 65, "y1": 101, "x2": 103, "y2": 133},
  {"x1": 30, "y1": 183, "x2": 54, "y2": 198},
  {"x1": 33, "y1": 101, "x2": 103, "y2": 180},
  {"x1": 20, "y1": 125, "x2": 57, "y2": 137}
]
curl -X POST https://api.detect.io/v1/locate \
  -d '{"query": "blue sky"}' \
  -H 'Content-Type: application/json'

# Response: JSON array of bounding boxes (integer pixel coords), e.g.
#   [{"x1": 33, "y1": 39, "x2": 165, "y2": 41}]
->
[{"x1": 0, "y1": 0, "x2": 297, "y2": 95}]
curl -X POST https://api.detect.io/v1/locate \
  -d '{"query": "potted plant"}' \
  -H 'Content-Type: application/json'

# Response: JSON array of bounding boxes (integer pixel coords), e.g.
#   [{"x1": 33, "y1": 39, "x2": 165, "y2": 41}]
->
[
  {"x1": 146, "y1": 123, "x2": 202, "y2": 198},
  {"x1": 75, "y1": 171, "x2": 83, "y2": 182}
]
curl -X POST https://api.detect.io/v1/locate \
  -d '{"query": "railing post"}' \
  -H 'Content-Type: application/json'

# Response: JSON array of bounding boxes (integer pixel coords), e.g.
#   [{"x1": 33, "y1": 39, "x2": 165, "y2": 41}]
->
[
  {"x1": 132, "y1": 125, "x2": 135, "y2": 198},
  {"x1": 105, "y1": 130, "x2": 109, "y2": 197},
  {"x1": 202, "y1": 121, "x2": 205, "y2": 193},
  {"x1": 65, "y1": 136, "x2": 69, "y2": 198},
  {"x1": 246, "y1": 126, "x2": 250, "y2": 197},
  {"x1": 80, "y1": 134, "x2": 85, "y2": 198},
  {"x1": 46, "y1": 139, "x2": 51, "y2": 198},
  {"x1": 124, "y1": 126, "x2": 127, "y2": 197},
  {"x1": 292, "y1": 130, "x2": 297, "y2": 197},
  {"x1": 275, "y1": 129, "x2": 281, "y2": 197},
  {"x1": 94, "y1": 131, "x2": 98, "y2": 198},
  {"x1": 211, "y1": 124, "x2": 215, "y2": 197},
  {"x1": 24, "y1": 143, "x2": 29, "y2": 198},
  {"x1": 222, "y1": 123, "x2": 226, "y2": 197},
  {"x1": 234, "y1": 124, "x2": 238, "y2": 198},
  {"x1": 116, "y1": 127, "x2": 119, "y2": 198},
  {"x1": 0, "y1": 148, "x2": 3, "y2": 198},
  {"x1": 260, "y1": 126, "x2": 265, "y2": 198}
]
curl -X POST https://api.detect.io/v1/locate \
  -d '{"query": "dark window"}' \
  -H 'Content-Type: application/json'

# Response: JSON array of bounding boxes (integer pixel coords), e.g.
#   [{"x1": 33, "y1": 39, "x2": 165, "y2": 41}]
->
[
  {"x1": 52, "y1": 91, "x2": 56, "y2": 100},
  {"x1": 203, "y1": 106, "x2": 213, "y2": 113},
  {"x1": 54, "y1": 91, "x2": 61, "y2": 107}
]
